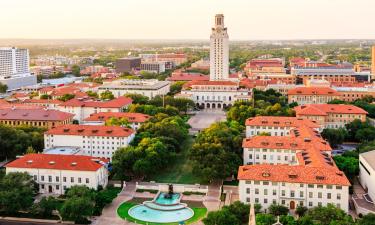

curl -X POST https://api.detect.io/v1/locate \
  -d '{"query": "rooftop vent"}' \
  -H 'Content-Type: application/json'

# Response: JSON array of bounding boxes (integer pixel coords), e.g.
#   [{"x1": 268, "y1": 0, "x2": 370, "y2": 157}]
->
[
  {"x1": 106, "y1": 130, "x2": 113, "y2": 134},
  {"x1": 63, "y1": 128, "x2": 70, "y2": 132},
  {"x1": 71, "y1": 162, "x2": 77, "y2": 166},
  {"x1": 316, "y1": 175, "x2": 325, "y2": 180},
  {"x1": 49, "y1": 161, "x2": 55, "y2": 165},
  {"x1": 304, "y1": 138, "x2": 311, "y2": 142},
  {"x1": 92, "y1": 130, "x2": 98, "y2": 133},
  {"x1": 77, "y1": 129, "x2": 84, "y2": 132},
  {"x1": 262, "y1": 172, "x2": 270, "y2": 177},
  {"x1": 26, "y1": 160, "x2": 33, "y2": 164}
]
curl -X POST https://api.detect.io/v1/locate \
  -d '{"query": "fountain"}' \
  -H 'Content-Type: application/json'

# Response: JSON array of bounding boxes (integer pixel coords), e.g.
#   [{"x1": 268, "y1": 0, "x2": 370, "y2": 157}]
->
[{"x1": 127, "y1": 186, "x2": 194, "y2": 223}]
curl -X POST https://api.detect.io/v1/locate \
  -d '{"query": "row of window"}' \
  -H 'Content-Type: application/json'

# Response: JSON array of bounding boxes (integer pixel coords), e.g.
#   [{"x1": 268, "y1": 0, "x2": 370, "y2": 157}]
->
[
  {"x1": 246, "y1": 197, "x2": 341, "y2": 209},
  {"x1": 34, "y1": 175, "x2": 90, "y2": 184},
  {"x1": 247, "y1": 188, "x2": 341, "y2": 200},
  {"x1": 245, "y1": 181, "x2": 342, "y2": 189},
  {"x1": 248, "y1": 153, "x2": 296, "y2": 162}
]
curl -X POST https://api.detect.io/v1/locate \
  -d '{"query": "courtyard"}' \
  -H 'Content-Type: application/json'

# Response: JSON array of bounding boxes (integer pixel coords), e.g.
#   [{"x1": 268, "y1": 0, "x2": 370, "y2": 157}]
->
[{"x1": 188, "y1": 110, "x2": 226, "y2": 135}]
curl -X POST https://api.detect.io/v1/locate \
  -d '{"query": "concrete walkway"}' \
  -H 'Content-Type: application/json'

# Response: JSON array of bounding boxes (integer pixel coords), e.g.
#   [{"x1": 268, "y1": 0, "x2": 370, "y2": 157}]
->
[{"x1": 92, "y1": 182, "x2": 136, "y2": 225}]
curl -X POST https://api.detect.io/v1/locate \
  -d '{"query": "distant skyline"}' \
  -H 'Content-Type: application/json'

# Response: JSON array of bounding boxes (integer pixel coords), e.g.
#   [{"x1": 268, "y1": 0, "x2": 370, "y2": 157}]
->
[{"x1": 1, "y1": 0, "x2": 375, "y2": 40}]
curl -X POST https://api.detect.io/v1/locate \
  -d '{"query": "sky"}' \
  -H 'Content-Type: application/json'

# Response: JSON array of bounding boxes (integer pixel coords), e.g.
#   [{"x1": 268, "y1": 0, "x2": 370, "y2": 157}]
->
[{"x1": 1, "y1": 0, "x2": 375, "y2": 40}]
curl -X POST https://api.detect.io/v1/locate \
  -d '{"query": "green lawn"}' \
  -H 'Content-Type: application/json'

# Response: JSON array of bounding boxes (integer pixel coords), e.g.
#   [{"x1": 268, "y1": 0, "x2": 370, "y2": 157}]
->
[
  {"x1": 148, "y1": 136, "x2": 205, "y2": 184},
  {"x1": 117, "y1": 202, "x2": 207, "y2": 225}
]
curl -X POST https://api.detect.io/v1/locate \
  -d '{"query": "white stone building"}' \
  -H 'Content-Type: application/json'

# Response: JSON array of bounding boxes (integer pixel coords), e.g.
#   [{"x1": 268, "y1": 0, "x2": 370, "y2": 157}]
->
[
  {"x1": 57, "y1": 96, "x2": 132, "y2": 122},
  {"x1": 175, "y1": 14, "x2": 252, "y2": 109},
  {"x1": 210, "y1": 14, "x2": 229, "y2": 81},
  {"x1": 5, "y1": 153, "x2": 108, "y2": 195},
  {"x1": 44, "y1": 124, "x2": 135, "y2": 160},
  {"x1": 98, "y1": 79, "x2": 170, "y2": 99},
  {"x1": 238, "y1": 116, "x2": 350, "y2": 212},
  {"x1": 245, "y1": 116, "x2": 321, "y2": 137},
  {"x1": 0, "y1": 47, "x2": 37, "y2": 90}
]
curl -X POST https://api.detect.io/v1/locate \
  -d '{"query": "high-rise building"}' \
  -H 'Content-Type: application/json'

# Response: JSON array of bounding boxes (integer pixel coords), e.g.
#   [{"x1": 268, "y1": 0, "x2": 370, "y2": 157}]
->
[
  {"x1": 176, "y1": 14, "x2": 252, "y2": 109},
  {"x1": 209, "y1": 14, "x2": 229, "y2": 81},
  {"x1": 0, "y1": 47, "x2": 29, "y2": 77},
  {"x1": 115, "y1": 57, "x2": 141, "y2": 73},
  {"x1": 371, "y1": 45, "x2": 375, "y2": 79},
  {"x1": 0, "y1": 47, "x2": 37, "y2": 91}
]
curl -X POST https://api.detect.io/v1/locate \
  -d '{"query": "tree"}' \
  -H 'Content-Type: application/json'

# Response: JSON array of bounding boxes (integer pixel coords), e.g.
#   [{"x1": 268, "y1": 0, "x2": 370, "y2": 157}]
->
[
  {"x1": 333, "y1": 155, "x2": 359, "y2": 179},
  {"x1": 32, "y1": 196, "x2": 58, "y2": 217},
  {"x1": 203, "y1": 201, "x2": 249, "y2": 225},
  {"x1": 60, "y1": 186, "x2": 95, "y2": 223},
  {"x1": 296, "y1": 205, "x2": 308, "y2": 217},
  {"x1": 125, "y1": 93, "x2": 149, "y2": 104},
  {"x1": 269, "y1": 204, "x2": 289, "y2": 216},
  {"x1": 40, "y1": 94, "x2": 52, "y2": 100},
  {"x1": 169, "y1": 81, "x2": 186, "y2": 96},
  {"x1": 100, "y1": 90, "x2": 114, "y2": 100},
  {"x1": 71, "y1": 65, "x2": 80, "y2": 76},
  {"x1": 358, "y1": 213, "x2": 375, "y2": 225},
  {"x1": 256, "y1": 213, "x2": 276, "y2": 225},
  {"x1": 26, "y1": 146, "x2": 36, "y2": 154},
  {"x1": 105, "y1": 117, "x2": 130, "y2": 127},
  {"x1": 57, "y1": 93, "x2": 75, "y2": 102},
  {"x1": 321, "y1": 128, "x2": 347, "y2": 148},
  {"x1": 0, "y1": 83, "x2": 8, "y2": 93},
  {"x1": 86, "y1": 90, "x2": 98, "y2": 98},
  {"x1": 0, "y1": 172, "x2": 36, "y2": 214},
  {"x1": 304, "y1": 204, "x2": 354, "y2": 225},
  {"x1": 189, "y1": 122, "x2": 243, "y2": 182},
  {"x1": 203, "y1": 209, "x2": 240, "y2": 225}
]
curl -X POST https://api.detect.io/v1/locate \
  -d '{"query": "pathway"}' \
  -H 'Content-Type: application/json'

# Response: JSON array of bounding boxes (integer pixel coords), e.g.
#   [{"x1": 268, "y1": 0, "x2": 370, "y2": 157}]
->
[
  {"x1": 93, "y1": 182, "x2": 136, "y2": 225},
  {"x1": 188, "y1": 110, "x2": 226, "y2": 134}
]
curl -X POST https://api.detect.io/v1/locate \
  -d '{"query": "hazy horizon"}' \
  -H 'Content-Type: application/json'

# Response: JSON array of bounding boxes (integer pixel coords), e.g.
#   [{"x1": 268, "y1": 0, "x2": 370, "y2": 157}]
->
[{"x1": 1, "y1": 0, "x2": 375, "y2": 40}]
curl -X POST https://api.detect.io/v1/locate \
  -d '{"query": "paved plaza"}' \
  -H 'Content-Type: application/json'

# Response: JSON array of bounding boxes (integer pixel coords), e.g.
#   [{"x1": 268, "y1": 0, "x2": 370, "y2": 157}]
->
[{"x1": 188, "y1": 110, "x2": 227, "y2": 134}]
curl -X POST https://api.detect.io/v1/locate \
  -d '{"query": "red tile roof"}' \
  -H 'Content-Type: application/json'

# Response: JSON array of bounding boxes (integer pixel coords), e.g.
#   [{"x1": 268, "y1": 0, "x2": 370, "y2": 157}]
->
[
  {"x1": 0, "y1": 108, "x2": 74, "y2": 121},
  {"x1": 84, "y1": 112, "x2": 151, "y2": 123},
  {"x1": 22, "y1": 99, "x2": 63, "y2": 105},
  {"x1": 238, "y1": 164, "x2": 350, "y2": 186},
  {"x1": 288, "y1": 87, "x2": 340, "y2": 96},
  {"x1": 245, "y1": 116, "x2": 320, "y2": 128},
  {"x1": 184, "y1": 80, "x2": 238, "y2": 88},
  {"x1": 294, "y1": 104, "x2": 368, "y2": 116},
  {"x1": 168, "y1": 72, "x2": 209, "y2": 82},
  {"x1": 6, "y1": 153, "x2": 108, "y2": 171},
  {"x1": 59, "y1": 96, "x2": 132, "y2": 108},
  {"x1": 45, "y1": 124, "x2": 134, "y2": 137}
]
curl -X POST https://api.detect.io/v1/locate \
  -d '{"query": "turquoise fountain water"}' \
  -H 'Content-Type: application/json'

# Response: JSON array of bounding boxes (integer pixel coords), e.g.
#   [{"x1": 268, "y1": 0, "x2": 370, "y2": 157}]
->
[{"x1": 128, "y1": 191, "x2": 194, "y2": 223}]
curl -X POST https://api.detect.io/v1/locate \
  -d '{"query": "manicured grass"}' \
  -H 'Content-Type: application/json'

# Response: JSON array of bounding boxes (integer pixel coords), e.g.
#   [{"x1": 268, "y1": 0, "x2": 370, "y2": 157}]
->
[
  {"x1": 148, "y1": 136, "x2": 205, "y2": 184},
  {"x1": 117, "y1": 201, "x2": 207, "y2": 225}
]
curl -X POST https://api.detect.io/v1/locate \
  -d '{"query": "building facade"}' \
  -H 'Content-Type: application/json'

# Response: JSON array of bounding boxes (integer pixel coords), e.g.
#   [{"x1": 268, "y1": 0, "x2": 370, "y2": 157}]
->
[
  {"x1": 115, "y1": 57, "x2": 141, "y2": 73},
  {"x1": 210, "y1": 14, "x2": 229, "y2": 81},
  {"x1": 239, "y1": 116, "x2": 350, "y2": 212},
  {"x1": 294, "y1": 104, "x2": 368, "y2": 129},
  {"x1": 98, "y1": 79, "x2": 170, "y2": 99},
  {"x1": 57, "y1": 96, "x2": 132, "y2": 122},
  {"x1": 372, "y1": 46, "x2": 375, "y2": 80},
  {"x1": 288, "y1": 87, "x2": 341, "y2": 105},
  {"x1": 44, "y1": 124, "x2": 135, "y2": 160},
  {"x1": 0, "y1": 47, "x2": 37, "y2": 90},
  {"x1": 5, "y1": 154, "x2": 108, "y2": 195},
  {"x1": 0, "y1": 108, "x2": 74, "y2": 129},
  {"x1": 140, "y1": 62, "x2": 166, "y2": 74}
]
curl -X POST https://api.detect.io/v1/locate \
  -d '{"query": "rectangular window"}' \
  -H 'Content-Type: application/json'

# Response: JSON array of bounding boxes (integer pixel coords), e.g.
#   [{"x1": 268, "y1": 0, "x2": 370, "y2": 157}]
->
[
  {"x1": 273, "y1": 190, "x2": 277, "y2": 196},
  {"x1": 337, "y1": 194, "x2": 341, "y2": 200},
  {"x1": 71, "y1": 177, "x2": 74, "y2": 183},
  {"x1": 255, "y1": 198, "x2": 259, "y2": 203},
  {"x1": 86, "y1": 178, "x2": 89, "y2": 184},
  {"x1": 327, "y1": 193, "x2": 331, "y2": 199},
  {"x1": 246, "y1": 197, "x2": 250, "y2": 203},
  {"x1": 282, "y1": 190, "x2": 285, "y2": 196},
  {"x1": 255, "y1": 189, "x2": 259, "y2": 194},
  {"x1": 264, "y1": 189, "x2": 268, "y2": 195},
  {"x1": 56, "y1": 185, "x2": 59, "y2": 190},
  {"x1": 290, "y1": 191, "x2": 295, "y2": 197},
  {"x1": 56, "y1": 176, "x2": 59, "y2": 182},
  {"x1": 63, "y1": 177, "x2": 66, "y2": 182},
  {"x1": 300, "y1": 191, "x2": 304, "y2": 198},
  {"x1": 41, "y1": 176, "x2": 44, "y2": 181},
  {"x1": 78, "y1": 178, "x2": 82, "y2": 183},
  {"x1": 318, "y1": 192, "x2": 322, "y2": 198},
  {"x1": 309, "y1": 202, "x2": 313, "y2": 207},
  {"x1": 246, "y1": 188, "x2": 250, "y2": 194}
]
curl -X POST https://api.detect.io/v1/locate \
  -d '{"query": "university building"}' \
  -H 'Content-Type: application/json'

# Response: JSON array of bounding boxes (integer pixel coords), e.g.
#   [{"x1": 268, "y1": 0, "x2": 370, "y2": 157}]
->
[
  {"x1": 5, "y1": 154, "x2": 109, "y2": 195},
  {"x1": 238, "y1": 116, "x2": 350, "y2": 212},
  {"x1": 176, "y1": 14, "x2": 252, "y2": 109}
]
